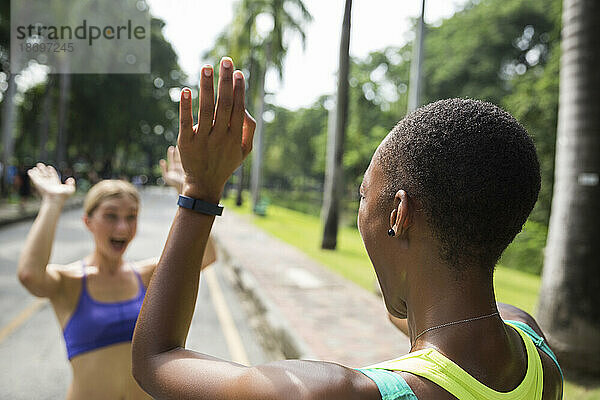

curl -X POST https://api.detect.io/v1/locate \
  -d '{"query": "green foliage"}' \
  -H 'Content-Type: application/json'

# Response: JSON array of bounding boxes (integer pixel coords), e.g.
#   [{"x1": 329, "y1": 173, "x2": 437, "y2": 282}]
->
[
  {"x1": 502, "y1": 45, "x2": 560, "y2": 225},
  {"x1": 499, "y1": 219, "x2": 548, "y2": 275},
  {"x1": 423, "y1": 0, "x2": 557, "y2": 104},
  {"x1": 10, "y1": 17, "x2": 185, "y2": 180},
  {"x1": 257, "y1": 0, "x2": 562, "y2": 276},
  {"x1": 262, "y1": 98, "x2": 327, "y2": 190}
]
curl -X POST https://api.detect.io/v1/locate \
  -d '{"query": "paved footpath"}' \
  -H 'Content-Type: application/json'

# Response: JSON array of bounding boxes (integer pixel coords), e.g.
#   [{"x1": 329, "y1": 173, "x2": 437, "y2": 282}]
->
[{"x1": 211, "y1": 207, "x2": 410, "y2": 368}]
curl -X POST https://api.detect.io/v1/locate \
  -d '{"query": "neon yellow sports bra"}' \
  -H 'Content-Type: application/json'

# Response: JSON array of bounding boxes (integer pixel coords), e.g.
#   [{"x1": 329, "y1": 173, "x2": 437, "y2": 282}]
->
[{"x1": 357, "y1": 321, "x2": 562, "y2": 400}]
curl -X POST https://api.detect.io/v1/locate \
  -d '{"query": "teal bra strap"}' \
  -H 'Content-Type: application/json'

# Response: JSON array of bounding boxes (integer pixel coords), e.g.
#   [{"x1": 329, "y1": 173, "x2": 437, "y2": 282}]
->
[
  {"x1": 504, "y1": 320, "x2": 564, "y2": 382},
  {"x1": 355, "y1": 368, "x2": 418, "y2": 400}
]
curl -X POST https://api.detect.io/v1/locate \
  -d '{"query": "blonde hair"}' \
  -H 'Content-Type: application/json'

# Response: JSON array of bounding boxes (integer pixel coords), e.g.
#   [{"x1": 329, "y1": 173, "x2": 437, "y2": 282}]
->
[{"x1": 83, "y1": 180, "x2": 140, "y2": 216}]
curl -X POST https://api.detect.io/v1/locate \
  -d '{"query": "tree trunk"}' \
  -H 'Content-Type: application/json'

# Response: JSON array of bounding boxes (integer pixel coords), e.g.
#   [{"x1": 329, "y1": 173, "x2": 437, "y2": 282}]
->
[
  {"x1": 407, "y1": 0, "x2": 425, "y2": 114},
  {"x1": 38, "y1": 77, "x2": 54, "y2": 162},
  {"x1": 235, "y1": 165, "x2": 244, "y2": 206},
  {"x1": 56, "y1": 72, "x2": 71, "y2": 169},
  {"x1": 250, "y1": 52, "x2": 268, "y2": 213},
  {"x1": 537, "y1": 0, "x2": 600, "y2": 377},
  {"x1": 236, "y1": 52, "x2": 256, "y2": 208},
  {"x1": 1, "y1": 73, "x2": 17, "y2": 195},
  {"x1": 321, "y1": 0, "x2": 352, "y2": 250}
]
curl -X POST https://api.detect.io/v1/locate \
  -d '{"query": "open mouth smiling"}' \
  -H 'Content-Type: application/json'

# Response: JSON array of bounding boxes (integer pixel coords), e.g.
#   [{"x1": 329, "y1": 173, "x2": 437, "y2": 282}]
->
[{"x1": 109, "y1": 238, "x2": 128, "y2": 251}]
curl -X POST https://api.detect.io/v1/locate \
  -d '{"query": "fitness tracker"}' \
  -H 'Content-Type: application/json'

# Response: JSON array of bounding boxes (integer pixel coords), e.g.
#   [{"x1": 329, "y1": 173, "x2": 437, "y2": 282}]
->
[{"x1": 177, "y1": 195, "x2": 224, "y2": 216}]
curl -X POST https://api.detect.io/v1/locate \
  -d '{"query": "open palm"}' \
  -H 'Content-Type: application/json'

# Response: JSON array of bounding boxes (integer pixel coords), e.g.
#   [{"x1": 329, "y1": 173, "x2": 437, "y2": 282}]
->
[
  {"x1": 27, "y1": 163, "x2": 75, "y2": 200},
  {"x1": 159, "y1": 146, "x2": 185, "y2": 194}
]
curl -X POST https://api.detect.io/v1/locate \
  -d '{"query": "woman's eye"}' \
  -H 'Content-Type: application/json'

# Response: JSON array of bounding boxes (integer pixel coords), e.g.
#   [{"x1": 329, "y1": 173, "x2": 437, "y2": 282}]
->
[
  {"x1": 127, "y1": 215, "x2": 137, "y2": 221},
  {"x1": 105, "y1": 214, "x2": 118, "y2": 220}
]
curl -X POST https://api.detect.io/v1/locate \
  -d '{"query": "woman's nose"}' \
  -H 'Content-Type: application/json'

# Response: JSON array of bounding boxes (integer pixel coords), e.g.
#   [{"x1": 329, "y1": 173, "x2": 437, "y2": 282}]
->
[{"x1": 115, "y1": 218, "x2": 130, "y2": 231}]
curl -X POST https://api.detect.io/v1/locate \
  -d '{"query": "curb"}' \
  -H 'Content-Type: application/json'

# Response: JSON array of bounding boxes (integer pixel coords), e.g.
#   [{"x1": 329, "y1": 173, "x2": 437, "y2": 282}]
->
[
  {"x1": 212, "y1": 235, "x2": 315, "y2": 361},
  {"x1": 0, "y1": 196, "x2": 85, "y2": 227}
]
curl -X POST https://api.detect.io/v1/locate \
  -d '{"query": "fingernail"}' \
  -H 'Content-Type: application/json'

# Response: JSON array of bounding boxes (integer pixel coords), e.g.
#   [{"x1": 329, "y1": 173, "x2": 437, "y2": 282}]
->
[
  {"x1": 222, "y1": 58, "x2": 232, "y2": 68},
  {"x1": 234, "y1": 71, "x2": 244, "y2": 80},
  {"x1": 203, "y1": 67, "x2": 212, "y2": 77},
  {"x1": 182, "y1": 89, "x2": 190, "y2": 99}
]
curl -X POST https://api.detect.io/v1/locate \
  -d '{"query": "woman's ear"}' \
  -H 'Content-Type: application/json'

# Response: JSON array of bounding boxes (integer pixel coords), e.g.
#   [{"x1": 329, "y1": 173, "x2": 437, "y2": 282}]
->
[
  {"x1": 391, "y1": 189, "x2": 412, "y2": 237},
  {"x1": 83, "y1": 214, "x2": 92, "y2": 231}
]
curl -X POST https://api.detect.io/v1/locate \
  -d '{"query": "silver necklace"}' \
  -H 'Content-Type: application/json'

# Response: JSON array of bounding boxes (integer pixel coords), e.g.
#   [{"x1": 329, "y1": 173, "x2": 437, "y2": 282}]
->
[{"x1": 410, "y1": 311, "x2": 500, "y2": 350}]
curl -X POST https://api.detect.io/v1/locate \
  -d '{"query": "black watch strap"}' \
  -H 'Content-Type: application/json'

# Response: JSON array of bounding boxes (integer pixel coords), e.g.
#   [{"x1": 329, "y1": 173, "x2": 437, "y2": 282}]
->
[{"x1": 177, "y1": 195, "x2": 223, "y2": 216}]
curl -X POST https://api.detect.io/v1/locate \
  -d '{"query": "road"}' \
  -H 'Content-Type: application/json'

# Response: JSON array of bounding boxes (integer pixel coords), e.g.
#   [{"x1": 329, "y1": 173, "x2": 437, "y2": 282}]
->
[{"x1": 0, "y1": 187, "x2": 275, "y2": 399}]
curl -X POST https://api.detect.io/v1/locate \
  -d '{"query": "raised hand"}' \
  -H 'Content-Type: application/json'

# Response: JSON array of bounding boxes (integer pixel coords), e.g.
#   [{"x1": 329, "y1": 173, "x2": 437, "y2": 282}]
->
[
  {"x1": 177, "y1": 57, "x2": 256, "y2": 203},
  {"x1": 27, "y1": 163, "x2": 75, "y2": 201},
  {"x1": 160, "y1": 145, "x2": 185, "y2": 194}
]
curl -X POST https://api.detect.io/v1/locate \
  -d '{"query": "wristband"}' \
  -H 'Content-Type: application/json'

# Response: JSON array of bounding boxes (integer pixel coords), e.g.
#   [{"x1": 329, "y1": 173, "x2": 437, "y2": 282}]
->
[{"x1": 177, "y1": 195, "x2": 223, "y2": 216}]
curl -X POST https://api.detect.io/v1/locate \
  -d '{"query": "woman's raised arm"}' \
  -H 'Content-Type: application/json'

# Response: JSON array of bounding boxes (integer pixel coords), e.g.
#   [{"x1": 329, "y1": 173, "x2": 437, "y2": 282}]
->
[
  {"x1": 131, "y1": 58, "x2": 379, "y2": 400},
  {"x1": 17, "y1": 164, "x2": 75, "y2": 298}
]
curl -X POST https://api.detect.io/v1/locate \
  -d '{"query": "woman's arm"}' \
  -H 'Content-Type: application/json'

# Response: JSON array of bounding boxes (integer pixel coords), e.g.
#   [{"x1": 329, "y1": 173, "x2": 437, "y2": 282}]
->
[
  {"x1": 159, "y1": 144, "x2": 217, "y2": 268},
  {"x1": 132, "y1": 59, "x2": 379, "y2": 400},
  {"x1": 17, "y1": 164, "x2": 76, "y2": 298}
]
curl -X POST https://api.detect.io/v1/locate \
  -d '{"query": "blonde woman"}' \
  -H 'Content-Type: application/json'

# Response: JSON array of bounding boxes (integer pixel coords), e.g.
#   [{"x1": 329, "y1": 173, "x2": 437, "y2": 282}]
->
[{"x1": 17, "y1": 156, "x2": 215, "y2": 400}]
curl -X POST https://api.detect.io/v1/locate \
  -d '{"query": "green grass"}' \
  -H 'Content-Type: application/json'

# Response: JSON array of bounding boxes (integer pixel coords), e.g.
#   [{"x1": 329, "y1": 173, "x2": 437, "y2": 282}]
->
[{"x1": 222, "y1": 194, "x2": 599, "y2": 398}]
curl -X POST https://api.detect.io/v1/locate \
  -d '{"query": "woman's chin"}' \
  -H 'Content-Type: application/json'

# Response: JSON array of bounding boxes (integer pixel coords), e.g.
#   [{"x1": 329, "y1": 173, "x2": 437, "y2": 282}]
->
[{"x1": 101, "y1": 244, "x2": 128, "y2": 259}]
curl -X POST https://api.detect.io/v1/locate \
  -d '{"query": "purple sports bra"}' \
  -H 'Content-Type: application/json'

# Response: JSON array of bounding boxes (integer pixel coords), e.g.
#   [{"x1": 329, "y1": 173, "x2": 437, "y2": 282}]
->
[{"x1": 62, "y1": 261, "x2": 146, "y2": 360}]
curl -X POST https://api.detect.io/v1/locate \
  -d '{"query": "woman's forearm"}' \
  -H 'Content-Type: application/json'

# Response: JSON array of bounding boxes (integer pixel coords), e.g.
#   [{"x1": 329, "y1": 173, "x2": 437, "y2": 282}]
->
[
  {"x1": 133, "y1": 207, "x2": 215, "y2": 361},
  {"x1": 17, "y1": 197, "x2": 65, "y2": 295}
]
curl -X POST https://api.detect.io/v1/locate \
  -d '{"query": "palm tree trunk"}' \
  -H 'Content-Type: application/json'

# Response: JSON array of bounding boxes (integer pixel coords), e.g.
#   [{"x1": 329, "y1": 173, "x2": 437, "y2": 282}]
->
[
  {"x1": 537, "y1": 0, "x2": 600, "y2": 377},
  {"x1": 38, "y1": 77, "x2": 54, "y2": 162},
  {"x1": 56, "y1": 72, "x2": 71, "y2": 168},
  {"x1": 407, "y1": 0, "x2": 425, "y2": 113},
  {"x1": 236, "y1": 52, "x2": 256, "y2": 208},
  {"x1": 1, "y1": 73, "x2": 17, "y2": 195},
  {"x1": 250, "y1": 48, "x2": 269, "y2": 213},
  {"x1": 235, "y1": 165, "x2": 244, "y2": 206},
  {"x1": 321, "y1": 0, "x2": 352, "y2": 250}
]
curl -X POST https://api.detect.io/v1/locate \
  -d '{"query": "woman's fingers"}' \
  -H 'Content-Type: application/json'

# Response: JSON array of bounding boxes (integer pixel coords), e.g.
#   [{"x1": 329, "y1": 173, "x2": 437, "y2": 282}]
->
[
  {"x1": 159, "y1": 159, "x2": 168, "y2": 177},
  {"x1": 167, "y1": 146, "x2": 176, "y2": 167},
  {"x1": 173, "y1": 145, "x2": 182, "y2": 166},
  {"x1": 230, "y1": 70, "x2": 246, "y2": 141},
  {"x1": 197, "y1": 66, "x2": 215, "y2": 136},
  {"x1": 214, "y1": 58, "x2": 234, "y2": 133},
  {"x1": 178, "y1": 88, "x2": 194, "y2": 143}
]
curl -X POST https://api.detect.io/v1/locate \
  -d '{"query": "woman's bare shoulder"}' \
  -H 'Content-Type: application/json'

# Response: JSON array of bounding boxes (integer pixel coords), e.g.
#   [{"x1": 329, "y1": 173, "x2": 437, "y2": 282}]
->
[
  {"x1": 132, "y1": 257, "x2": 158, "y2": 286},
  {"x1": 45, "y1": 261, "x2": 84, "y2": 305},
  {"x1": 48, "y1": 261, "x2": 84, "y2": 279}
]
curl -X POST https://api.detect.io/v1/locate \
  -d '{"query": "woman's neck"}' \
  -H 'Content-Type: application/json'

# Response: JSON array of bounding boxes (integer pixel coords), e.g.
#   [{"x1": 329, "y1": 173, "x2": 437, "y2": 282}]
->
[
  {"x1": 86, "y1": 251, "x2": 124, "y2": 275},
  {"x1": 403, "y1": 264, "x2": 528, "y2": 392},
  {"x1": 405, "y1": 265, "x2": 500, "y2": 350}
]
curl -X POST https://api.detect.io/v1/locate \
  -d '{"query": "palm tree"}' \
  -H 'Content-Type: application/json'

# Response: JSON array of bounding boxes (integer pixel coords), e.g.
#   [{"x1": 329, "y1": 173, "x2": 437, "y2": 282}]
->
[
  {"x1": 320, "y1": 0, "x2": 352, "y2": 250},
  {"x1": 247, "y1": 0, "x2": 312, "y2": 213},
  {"x1": 206, "y1": 0, "x2": 311, "y2": 211},
  {"x1": 537, "y1": 0, "x2": 600, "y2": 376}
]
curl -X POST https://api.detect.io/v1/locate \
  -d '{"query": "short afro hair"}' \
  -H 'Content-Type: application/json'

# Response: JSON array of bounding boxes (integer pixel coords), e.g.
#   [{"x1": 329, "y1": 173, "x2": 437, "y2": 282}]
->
[{"x1": 377, "y1": 98, "x2": 540, "y2": 272}]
